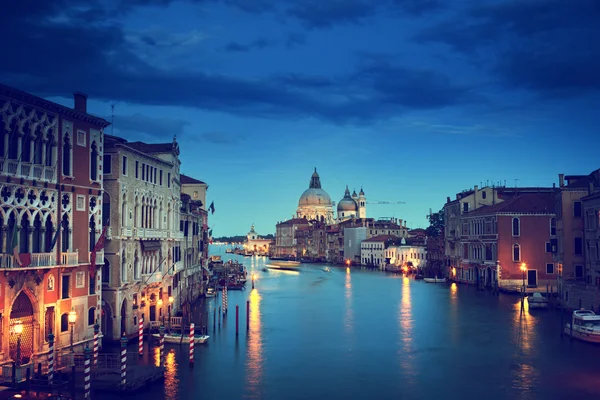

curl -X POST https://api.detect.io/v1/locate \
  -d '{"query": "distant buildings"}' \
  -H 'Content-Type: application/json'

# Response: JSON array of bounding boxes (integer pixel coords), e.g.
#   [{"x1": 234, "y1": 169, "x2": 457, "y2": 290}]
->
[{"x1": 244, "y1": 225, "x2": 271, "y2": 255}]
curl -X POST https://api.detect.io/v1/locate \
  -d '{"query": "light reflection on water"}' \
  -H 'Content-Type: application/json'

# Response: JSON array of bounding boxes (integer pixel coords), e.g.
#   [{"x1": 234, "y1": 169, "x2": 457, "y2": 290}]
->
[
  {"x1": 163, "y1": 349, "x2": 179, "y2": 400},
  {"x1": 399, "y1": 276, "x2": 415, "y2": 385},
  {"x1": 245, "y1": 288, "x2": 263, "y2": 399},
  {"x1": 344, "y1": 267, "x2": 353, "y2": 335},
  {"x1": 449, "y1": 282, "x2": 459, "y2": 344},
  {"x1": 511, "y1": 298, "x2": 539, "y2": 393}
]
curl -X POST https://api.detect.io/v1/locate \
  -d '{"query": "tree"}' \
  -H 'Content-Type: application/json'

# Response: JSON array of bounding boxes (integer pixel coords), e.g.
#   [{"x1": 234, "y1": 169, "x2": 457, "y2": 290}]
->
[{"x1": 425, "y1": 209, "x2": 444, "y2": 238}]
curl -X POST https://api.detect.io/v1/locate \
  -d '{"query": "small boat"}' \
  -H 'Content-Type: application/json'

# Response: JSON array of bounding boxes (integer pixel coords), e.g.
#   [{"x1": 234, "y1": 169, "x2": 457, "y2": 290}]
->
[
  {"x1": 527, "y1": 292, "x2": 548, "y2": 309},
  {"x1": 205, "y1": 288, "x2": 216, "y2": 297},
  {"x1": 323, "y1": 267, "x2": 331, "y2": 273},
  {"x1": 424, "y1": 277, "x2": 446, "y2": 283},
  {"x1": 266, "y1": 265, "x2": 300, "y2": 272},
  {"x1": 271, "y1": 260, "x2": 301, "y2": 267},
  {"x1": 414, "y1": 274, "x2": 424, "y2": 280},
  {"x1": 152, "y1": 333, "x2": 210, "y2": 344},
  {"x1": 564, "y1": 310, "x2": 600, "y2": 343},
  {"x1": 262, "y1": 267, "x2": 269, "y2": 272}
]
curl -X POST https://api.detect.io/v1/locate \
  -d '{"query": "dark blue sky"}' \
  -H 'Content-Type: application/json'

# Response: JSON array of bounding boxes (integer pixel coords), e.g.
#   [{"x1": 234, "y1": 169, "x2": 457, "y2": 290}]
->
[{"x1": 2, "y1": 0, "x2": 599, "y2": 235}]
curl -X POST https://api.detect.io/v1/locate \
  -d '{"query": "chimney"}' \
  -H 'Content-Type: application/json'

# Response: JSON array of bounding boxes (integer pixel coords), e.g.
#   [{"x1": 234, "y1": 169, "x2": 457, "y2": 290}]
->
[
  {"x1": 73, "y1": 92, "x2": 88, "y2": 113},
  {"x1": 446, "y1": 196, "x2": 451, "y2": 203},
  {"x1": 559, "y1": 173, "x2": 565, "y2": 188},
  {"x1": 589, "y1": 182, "x2": 595, "y2": 195},
  {"x1": 474, "y1": 185, "x2": 478, "y2": 209},
  {"x1": 553, "y1": 183, "x2": 556, "y2": 189}
]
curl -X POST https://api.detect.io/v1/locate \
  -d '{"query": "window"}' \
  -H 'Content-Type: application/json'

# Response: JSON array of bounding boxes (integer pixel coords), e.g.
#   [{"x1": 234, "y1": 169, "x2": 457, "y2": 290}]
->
[
  {"x1": 463, "y1": 203, "x2": 469, "y2": 213},
  {"x1": 160, "y1": 170, "x2": 163, "y2": 185},
  {"x1": 574, "y1": 201, "x2": 582, "y2": 218},
  {"x1": 513, "y1": 244, "x2": 521, "y2": 262},
  {"x1": 60, "y1": 314, "x2": 69, "y2": 332},
  {"x1": 89, "y1": 272, "x2": 96, "y2": 295},
  {"x1": 62, "y1": 134, "x2": 71, "y2": 176},
  {"x1": 168, "y1": 173, "x2": 171, "y2": 188},
  {"x1": 122, "y1": 156, "x2": 128, "y2": 175},
  {"x1": 77, "y1": 130, "x2": 86, "y2": 146},
  {"x1": 135, "y1": 161, "x2": 139, "y2": 179},
  {"x1": 574, "y1": 237, "x2": 583, "y2": 255},
  {"x1": 47, "y1": 275, "x2": 55, "y2": 291},
  {"x1": 88, "y1": 307, "x2": 96, "y2": 326},
  {"x1": 550, "y1": 217, "x2": 556, "y2": 236},
  {"x1": 45, "y1": 307, "x2": 55, "y2": 342},
  {"x1": 103, "y1": 154, "x2": 112, "y2": 174},
  {"x1": 142, "y1": 163, "x2": 146, "y2": 180},
  {"x1": 575, "y1": 265, "x2": 584, "y2": 278},
  {"x1": 61, "y1": 275, "x2": 70, "y2": 299},
  {"x1": 481, "y1": 191, "x2": 487, "y2": 199},
  {"x1": 512, "y1": 217, "x2": 520, "y2": 237},
  {"x1": 76, "y1": 271, "x2": 85, "y2": 288},
  {"x1": 154, "y1": 167, "x2": 157, "y2": 184},
  {"x1": 76, "y1": 195, "x2": 86, "y2": 211},
  {"x1": 545, "y1": 242, "x2": 552, "y2": 253},
  {"x1": 546, "y1": 263, "x2": 554, "y2": 274}
]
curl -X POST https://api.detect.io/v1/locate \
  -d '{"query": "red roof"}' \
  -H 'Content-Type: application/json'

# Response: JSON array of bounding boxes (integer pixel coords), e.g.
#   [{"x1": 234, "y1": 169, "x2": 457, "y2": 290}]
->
[
  {"x1": 465, "y1": 192, "x2": 556, "y2": 216},
  {"x1": 180, "y1": 174, "x2": 206, "y2": 185},
  {"x1": 277, "y1": 218, "x2": 309, "y2": 226},
  {"x1": 127, "y1": 141, "x2": 175, "y2": 154}
]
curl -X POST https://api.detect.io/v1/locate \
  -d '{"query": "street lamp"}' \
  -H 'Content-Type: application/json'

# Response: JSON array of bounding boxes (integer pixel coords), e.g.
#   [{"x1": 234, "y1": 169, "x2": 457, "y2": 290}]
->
[
  {"x1": 68, "y1": 308, "x2": 77, "y2": 352},
  {"x1": 168, "y1": 296, "x2": 174, "y2": 333},
  {"x1": 251, "y1": 273, "x2": 256, "y2": 289},
  {"x1": 13, "y1": 320, "x2": 23, "y2": 367},
  {"x1": 158, "y1": 298, "x2": 164, "y2": 325}
]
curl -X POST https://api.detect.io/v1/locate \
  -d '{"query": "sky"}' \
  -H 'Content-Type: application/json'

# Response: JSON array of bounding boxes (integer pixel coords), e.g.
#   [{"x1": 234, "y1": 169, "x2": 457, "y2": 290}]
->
[{"x1": 2, "y1": 0, "x2": 599, "y2": 236}]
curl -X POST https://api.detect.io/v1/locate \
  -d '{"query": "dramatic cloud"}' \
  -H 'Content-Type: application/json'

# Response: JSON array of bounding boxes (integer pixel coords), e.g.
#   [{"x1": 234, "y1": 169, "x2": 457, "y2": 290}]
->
[
  {"x1": 110, "y1": 114, "x2": 190, "y2": 138},
  {"x1": 416, "y1": 0, "x2": 600, "y2": 96}
]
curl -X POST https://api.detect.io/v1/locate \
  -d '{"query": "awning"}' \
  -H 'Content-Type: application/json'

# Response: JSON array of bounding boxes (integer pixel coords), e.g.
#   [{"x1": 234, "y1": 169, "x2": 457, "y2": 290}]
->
[{"x1": 141, "y1": 240, "x2": 162, "y2": 251}]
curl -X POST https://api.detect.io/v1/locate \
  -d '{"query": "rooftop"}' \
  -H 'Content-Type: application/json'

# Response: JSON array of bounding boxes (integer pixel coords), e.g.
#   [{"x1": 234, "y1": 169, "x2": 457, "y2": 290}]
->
[
  {"x1": 465, "y1": 192, "x2": 556, "y2": 216},
  {"x1": 180, "y1": 174, "x2": 206, "y2": 185}
]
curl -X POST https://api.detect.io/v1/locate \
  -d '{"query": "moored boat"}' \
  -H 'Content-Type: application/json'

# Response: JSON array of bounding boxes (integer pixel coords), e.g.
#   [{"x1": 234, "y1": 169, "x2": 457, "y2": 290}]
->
[
  {"x1": 527, "y1": 292, "x2": 548, "y2": 309},
  {"x1": 152, "y1": 333, "x2": 210, "y2": 344},
  {"x1": 423, "y1": 277, "x2": 446, "y2": 283},
  {"x1": 205, "y1": 287, "x2": 216, "y2": 297},
  {"x1": 323, "y1": 267, "x2": 331, "y2": 273},
  {"x1": 564, "y1": 310, "x2": 600, "y2": 343}
]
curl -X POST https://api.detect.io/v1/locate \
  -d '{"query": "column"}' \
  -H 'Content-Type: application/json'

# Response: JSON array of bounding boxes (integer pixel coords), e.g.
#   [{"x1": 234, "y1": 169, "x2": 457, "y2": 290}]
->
[
  {"x1": 41, "y1": 141, "x2": 47, "y2": 166},
  {"x1": 27, "y1": 226, "x2": 34, "y2": 253},
  {"x1": 39, "y1": 227, "x2": 46, "y2": 253},
  {"x1": 28, "y1": 139, "x2": 34, "y2": 164},
  {"x1": 1, "y1": 226, "x2": 7, "y2": 253},
  {"x1": 3, "y1": 134, "x2": 8, "y2": 159}
]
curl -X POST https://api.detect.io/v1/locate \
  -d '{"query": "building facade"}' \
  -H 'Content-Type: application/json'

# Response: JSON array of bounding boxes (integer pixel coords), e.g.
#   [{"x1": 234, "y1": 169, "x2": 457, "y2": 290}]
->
[
  {"x1": 296, "y1": 169, "x2": 334, "y2": 224},
  {"x1": 244, "y1": 225, "x2": 271, "y2": 255},
  {"x1": 101, "y1": 135, "x2": 183, "y2": 340},
  {"x1": 361, "y1": 235, "x2": 401, "y2": 269},
  {"x1": 386, "y1": 238, "x2": 427, "y2": 270},
  {"x1": 0, "y1": 85, "x2": 109, "y2": 364}
]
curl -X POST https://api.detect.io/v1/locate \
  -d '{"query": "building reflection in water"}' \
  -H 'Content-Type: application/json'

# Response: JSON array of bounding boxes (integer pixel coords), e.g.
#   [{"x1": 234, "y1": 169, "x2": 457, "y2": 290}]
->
[
  {"x1": 344, "y1": 267, "x2": 354, "y2": 335},
  {"x1": 448, "y1": 283, "x2": 459, "y2": 344},
  {"x1": 510, "y1": 298, "x2": 539, "y2": 391},
  {"x1": 245, "y1": 288, "x2": 263, "y2": 399},
  {"x1": 398, "y1": 277, "x2": 415, "y2": 384},
  {"x1": 152, "y1": 347, "x2": 179, "y2": 400}
]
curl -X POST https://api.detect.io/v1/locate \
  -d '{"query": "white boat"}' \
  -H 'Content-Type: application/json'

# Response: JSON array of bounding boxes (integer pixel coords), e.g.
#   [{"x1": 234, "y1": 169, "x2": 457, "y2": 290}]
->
[
  {"x1": 423, "y1": 277, "x2": 446, "y2": 283},
  {"x1": 270, "y1": 260, "x2": 301, "y2": 267},
  {"x1": 205, "y1": 288, "x2": 216, "y2": 297},
  {"x1": 152, "y1": 333, "x2": 210, "y2": 344},
  {"x1": 564, "y1": 310, "x2": 600, "y2": 343},
  {"x1": 323, "y1": 267, "x2": 331, "y2": 273},
  {"x1": 527, "y1": 292, "x2": 548, "y2": 309}
]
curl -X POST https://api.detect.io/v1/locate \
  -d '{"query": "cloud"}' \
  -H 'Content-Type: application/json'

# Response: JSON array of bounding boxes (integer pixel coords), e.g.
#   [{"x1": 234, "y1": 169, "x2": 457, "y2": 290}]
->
[
  {"x1": 416, "y1": 0, "x2": 600, "y2": 97},
  {"x1": 199, "y1": 132, "x2": 239, "y2": 144},
  {"x1": 111, "y1": 114, "x2": 190, "y2": 138},
  {"x1": 285, "y1": 32, "x2": 306, "y2": 49},
  {"x1": 223, "y1": 38, "x2": 271, "y2": 52},
  {"x1": 411, "y1": 122, "x2": 518, "y2": 138},
  {"x1": 286, "y1": 0, "x2": 376, "y2": 29}
]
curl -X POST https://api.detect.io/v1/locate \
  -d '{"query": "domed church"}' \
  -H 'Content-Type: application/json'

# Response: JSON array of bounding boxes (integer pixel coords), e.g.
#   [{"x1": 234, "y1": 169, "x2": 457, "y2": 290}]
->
[
  {"x1": 337, "y1": 186, "x2": 366, "y2": 221},
  {"x1": 296, "y1": 168, "x2": 335, "y2": 223}
]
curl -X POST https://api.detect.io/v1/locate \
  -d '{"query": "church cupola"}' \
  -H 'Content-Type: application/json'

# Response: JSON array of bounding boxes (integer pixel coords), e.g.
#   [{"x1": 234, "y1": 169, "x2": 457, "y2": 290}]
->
[
  {"x1": 309, "y1": 167, "x2": 322, "y2": 189},
  {"x1": 358, "y1": 187, "x2": 366, "y2": 219}
]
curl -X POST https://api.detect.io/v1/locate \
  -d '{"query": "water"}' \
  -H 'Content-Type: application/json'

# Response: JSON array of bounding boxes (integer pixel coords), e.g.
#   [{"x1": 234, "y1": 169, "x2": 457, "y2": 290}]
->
[{"x1": 103, "y1": 250, "x2": 600, "y2": 399}]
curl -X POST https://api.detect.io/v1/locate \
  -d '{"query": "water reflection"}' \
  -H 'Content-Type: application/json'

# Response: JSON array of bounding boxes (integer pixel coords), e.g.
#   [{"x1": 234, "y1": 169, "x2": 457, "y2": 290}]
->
[
  {"x1": 398, "y1": 277, "x2": 415, "y2": 384},
  {"x1": 449, "y1": 283, "x2": 459, "y2": 344},
  {"x1": 510, "y1": 298, "x2": 539, "y2": 392},
  {"x1": 164, "y1": 349, "x2": 179, "y2": 400},
  {"x1": 344, "y1": 267, "x2": 353, "y2": 335},
  {"x1": 245, "y1": 289, "x2": 263, "y2": 399}
]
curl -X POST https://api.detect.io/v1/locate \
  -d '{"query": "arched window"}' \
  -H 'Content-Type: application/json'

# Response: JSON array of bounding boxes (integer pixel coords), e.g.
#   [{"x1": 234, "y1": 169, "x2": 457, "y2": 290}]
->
[
  {"x1": 62, "y1": 134, "x2": 71, "y2": 176},
  {"x1": 512, "y1": 217, "x2": 520, "y2": 237},
  {"x1": 90, "y1": 141, "x2": 98, "y2": 181},
  {"x1": 34, "y1": 127, "x2": 43, "y2": 165},
  {"x1": 21, "y1": 121, "x2": 31, "y2": 162},
  {"x1": 102, "y1": 258, "x2": 110, "y2": 284},
  {"x1": 60, "y1": 313, "x2": 69, "y2": 332},
  {"x1": 550, "y1": 217, "x2": 556, "y2": 236},
  {"x1": 88, "y1": 307, "x2": 96, "y2": 326},
  {"x1": 121, "y1": 250, "x2": 127, "y2": 282},
  {"x1": 89, "y1": 216, "x2": 96, "y2": 251},
  {"x1": 45, "y1": 130, "x2": 54, "y2": 167},
  {"x1": 513, "y1": 244, "x2": 521, "y2": 262},
  {"x1": 32, "y1": 214, "x2": 42, "y2": 253},
  {"x1": 20, "y1": 214, "x2": 29, "y2": 253},
  {"x1": 134, "y1": 250, "x2": 140, "y2": 280},
  {"x1": 61, "y1": 214, "x2": 69, "y2": 252},
  {"x1": 44, "y1": 218, "x2": 54, "y2": 252}
]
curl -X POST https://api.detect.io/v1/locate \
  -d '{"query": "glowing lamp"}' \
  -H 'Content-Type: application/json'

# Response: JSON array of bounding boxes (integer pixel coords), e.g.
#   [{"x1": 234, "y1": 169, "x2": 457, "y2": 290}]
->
[
  {"x1": 158, "y1": 299, "x2": 163, "y2": 307},
  {"x1": 520, "y1": 263, "x2": 527, "y2": 272},
  {"x1": 68, "y1": 308, "x2": 77, "y2": 324},
  {"x1": 168, "y1": 295, "x2": 174, "y2": 304},
  {"x1": 13, "y1": 320, "x2": 23, "y2": 335}
]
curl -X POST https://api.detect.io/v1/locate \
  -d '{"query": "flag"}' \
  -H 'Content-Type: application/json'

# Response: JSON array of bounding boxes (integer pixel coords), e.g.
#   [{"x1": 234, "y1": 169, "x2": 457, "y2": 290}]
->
[
  {"x1": 89, "y1": 226, "x2": 107, "y2": 276},
  {"x1": 49, "y1": 227, "x2": 60, "y2": 251},
  {"x1": 11, "y1": 226, "x2": 22, "y2": 267},
  {"x1": 208, "y1": 229, "x2": 213, "y2": 244},
  {"x1": 208, "y1": 201, "x2": 215, "y2": 214}
]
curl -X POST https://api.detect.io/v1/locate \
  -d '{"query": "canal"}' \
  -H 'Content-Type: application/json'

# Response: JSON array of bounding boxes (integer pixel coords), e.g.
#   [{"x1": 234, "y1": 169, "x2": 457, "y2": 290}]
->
[{"x1": 104, "y1": 251, "x2": 600, "y2": 399}]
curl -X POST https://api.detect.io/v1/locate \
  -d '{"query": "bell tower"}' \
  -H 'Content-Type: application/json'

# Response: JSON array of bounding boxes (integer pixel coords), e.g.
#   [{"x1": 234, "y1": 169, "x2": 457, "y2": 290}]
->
[{"x1": 358, "y1": 187, "x2": 366, "y2": 218}]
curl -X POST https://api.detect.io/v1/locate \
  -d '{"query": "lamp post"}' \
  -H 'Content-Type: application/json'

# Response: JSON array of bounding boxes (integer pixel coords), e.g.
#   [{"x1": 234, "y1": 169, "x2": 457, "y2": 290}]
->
[
  {"x1": 168, "y1": 296, "x2": 174, "y2": 333},
  {"x1": 520, "y1": 263, "x2": 527, "y2": 290},
  {"x1": 251, "y1": 273, "x2": 255, "y2": 290},
  {"x1": 158, "y1": 298, "x2": 164, "y2": 326},
  {"x1": 13, "y1": 320, "x2": 23, "y2": 367},
  {"x1": 68, "y1": 307, "x2": 77, "y2": 353}
]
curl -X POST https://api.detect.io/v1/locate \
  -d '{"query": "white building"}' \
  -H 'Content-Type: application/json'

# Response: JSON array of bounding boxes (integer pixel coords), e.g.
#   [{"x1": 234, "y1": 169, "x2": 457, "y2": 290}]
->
[
  {"x1": 102, "y1": 135, "x2": 183, "y2": 340},
  {"x1": 337, "y1": 186, "x2": 367, "y2": 222},
  {"x1": 296, "y1": 169, "x2": 334, "y2": 224},
  {"x1": 386, "y1": 238, "x2": 427, "y2": 270},
  {"x1": 361, "y1": 235, "x2": 401, "y2": 269}
]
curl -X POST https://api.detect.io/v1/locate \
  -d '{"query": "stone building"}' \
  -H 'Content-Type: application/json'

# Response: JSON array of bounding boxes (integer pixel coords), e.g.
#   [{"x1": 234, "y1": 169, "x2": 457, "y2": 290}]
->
[
  {"x1": 296, "y1": 169, "x2": 334, "y2": 224},
  {"x1": 244, "y1": 225, "x2": 271, "y2": 255},
  {"x1": 101, "y1": 135, "x2": 183, "y2": 340},
  {"x1": 0, "y1": 84, "x2": 109, "y2": 363}
]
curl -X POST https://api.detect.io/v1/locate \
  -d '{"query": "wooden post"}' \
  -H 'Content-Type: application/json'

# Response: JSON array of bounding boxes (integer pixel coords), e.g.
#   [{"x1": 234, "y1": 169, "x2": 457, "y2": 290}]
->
[
  {"x1": 236, "y1": 305, "x2": 239, "y2": 336},
  {"x1": 189, "y1": 323, "x2": 195, "y2": 368},
  {"x1": 48, "y1": 333, "x2": 55, "y2": 385},
  {"x1": 138, "y1": 317, "x2": 144, "y2": 357},
  {"x1": 84, "y1": 344, "x2": 92, "y2": 399},
  {"x1": 246, "y1": 300, "x2": 250, "y2": 331},
  {"x1": 213, "y1": 306, "x2": 216, "y2": 330},
  {"x1": 93, "y1": 323, "x2": 100, "y2": 367},
  {"x1": 120, "y1": 335, "x2": 128, "y2": 386},
  {"x1": 159, "y1": 326, "x2": 165, "y2": 366}
]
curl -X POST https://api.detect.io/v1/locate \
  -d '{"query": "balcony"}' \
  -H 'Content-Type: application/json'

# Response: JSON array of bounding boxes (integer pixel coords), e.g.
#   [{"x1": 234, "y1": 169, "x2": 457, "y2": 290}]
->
[
  {"x1": 121, "y1": 227, "x2": 133, "y2": 237},
  {"x1": 0, "y1": 251, "x2": 79, "y2": 269},
  {"x1": 140, "y1": 271, "x2": 163, "y2": 285},
  {"x1": 169, "y1": 231, "x2": 184, "y2": 240},
  {"x1": 89, "y1": 250, "x2": 105, "y2": 264},
  {"x1": 135, "y1": 228, "x2": 168, "y2": 239},
  {"x1": 0, "y1": 159, "x2": 57, "y2": 183}
]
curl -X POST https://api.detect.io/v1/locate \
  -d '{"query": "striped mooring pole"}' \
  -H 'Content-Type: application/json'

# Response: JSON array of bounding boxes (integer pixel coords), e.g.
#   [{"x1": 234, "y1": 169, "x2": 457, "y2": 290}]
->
[
  {"x1": 222, "y1": 286, "x2": 228, "y2": 314},
  {"x1": 84, "y1": 344, "x2": 92, "y2": 399},
  {"x1": 47, "y1": 333, "x2": 55, "y2": 385},
  {"x1": 189, "y1": 323, "x2": 195, "y2": 367},
  {"x1": 120, "y1": 335, "x2": 128, "y2": 386},
  {"x1": 138, "y1": 317, "x2": 144, "y2": 357},
  {"x1": 93, "y1": 322, "x2": 100, "y2": 367},
  {"x1": 159, "y1": 325, "x2": 165, "y2": 366}
]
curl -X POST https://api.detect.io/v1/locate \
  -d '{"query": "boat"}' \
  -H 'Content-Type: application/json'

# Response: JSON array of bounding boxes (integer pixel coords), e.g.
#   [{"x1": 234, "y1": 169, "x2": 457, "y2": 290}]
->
[
  {"x1": 527, "y1": 292, "x2": 548, "y2": 309},
  {"x1": 152, "y1": 333, "x2": 210, "y2": 344},
  {"x1": 423, "y1": 277, "x2": 446, "y2": 283},
  {"x1": 564, "y1": 310, "x2": 600, "y2": 343},
  {"x1": 270, "y1": 260, "x2": 301, "y2": 267},
  {"x1": 262, "y1": 267, "x2": 269, "y2": 272},
  {"x1": 205, "y1": 287, "x2": 216, "y2": 297},
  {"x1": 265, "y1": 265, "x2": 300, "y2": 272},
  {"x1": 323, "y1": 267, "x2": 331, "y2": 273},
  {"x1": 414, "y1": 274, "x2": 424, "y2": 280}
]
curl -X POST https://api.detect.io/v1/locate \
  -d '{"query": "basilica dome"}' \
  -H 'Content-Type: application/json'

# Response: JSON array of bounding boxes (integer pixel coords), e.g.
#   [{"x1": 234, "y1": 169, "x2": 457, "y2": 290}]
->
[
  {"x1": 297, "y1": 168, "x2": 332, "y2": 207},
  {"x1": 337, "y1": 186, "x2": 358, "y2": 212}
]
